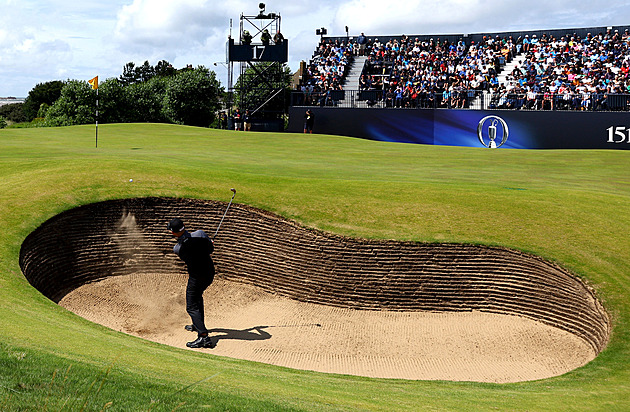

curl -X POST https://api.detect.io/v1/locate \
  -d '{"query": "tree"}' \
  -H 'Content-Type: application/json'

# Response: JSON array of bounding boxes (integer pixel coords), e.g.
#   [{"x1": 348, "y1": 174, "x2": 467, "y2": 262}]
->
[
  {"x1": 98, "y1": 78, "x2": 129, "y2": 123},
  {"x1": 155, "y1": 60, "x2": 177, "y2": 77},
  {"x1": 119, "y1": 62, "x2": 138, "y2": 86},
  {"x1": 119, "y1": 61, "x2": 155, "y2": 85},
  {"x1": 44, "y1": 80, "x2": 95, "y2": 126},
  {"x1": 125, "y1": 76, "x2": 169, "y2": 123},
  {"x1": 23, "y1": 80, "x2": 64, "y2": 121},
  {"x1": 136, "y1": 60, "x2": 156, "y2": 83},
  {"x1": 119, "y1": 60, "x2": 175, "y2": 86},
  {"x1": 32, "y1": 62, "x2": 223, "y2": 128},
  {"x1": 163, "y1": 67, "x2": 222, "y2": 127}
]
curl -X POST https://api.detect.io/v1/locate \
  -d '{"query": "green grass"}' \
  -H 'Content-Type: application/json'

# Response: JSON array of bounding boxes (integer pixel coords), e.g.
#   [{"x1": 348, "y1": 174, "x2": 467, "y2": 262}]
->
[{"x1": 1, "y1": 123, "x2": 629, "y2": 411}]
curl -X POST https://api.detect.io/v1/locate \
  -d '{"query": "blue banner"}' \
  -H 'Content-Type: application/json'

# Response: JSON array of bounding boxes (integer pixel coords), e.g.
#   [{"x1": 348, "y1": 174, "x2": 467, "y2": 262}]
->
[{"x1": 288, "y1": 107, "x2": 630, "y2": 150}]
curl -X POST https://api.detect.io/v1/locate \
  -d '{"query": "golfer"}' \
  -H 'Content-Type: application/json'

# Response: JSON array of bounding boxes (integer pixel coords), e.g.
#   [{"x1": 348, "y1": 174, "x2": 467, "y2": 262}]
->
[{"x1": 167, "y1": 218, "x2": 216, "y2": 349}]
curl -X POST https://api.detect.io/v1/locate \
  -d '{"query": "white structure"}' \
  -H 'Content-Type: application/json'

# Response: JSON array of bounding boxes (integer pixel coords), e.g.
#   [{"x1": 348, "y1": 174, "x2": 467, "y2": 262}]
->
[{"x1": 0, "y1": 97, "x2": 25, "y2": 106}]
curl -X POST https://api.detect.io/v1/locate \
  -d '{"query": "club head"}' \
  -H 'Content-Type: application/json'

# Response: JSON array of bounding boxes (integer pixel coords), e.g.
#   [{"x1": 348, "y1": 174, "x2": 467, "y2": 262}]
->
[{"x1": 230, "y1": 188, "x2": 236, "y2": 194}]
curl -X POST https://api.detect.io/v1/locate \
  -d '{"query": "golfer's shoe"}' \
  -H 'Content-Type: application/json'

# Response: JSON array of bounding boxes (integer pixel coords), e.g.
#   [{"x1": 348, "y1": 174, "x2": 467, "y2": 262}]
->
[
  {"x1": 186, "y1": 335, "x2": 216, "y2": 349},
  {"x1": 184, "y1": 324, "x2": 198, "y2": 333}
]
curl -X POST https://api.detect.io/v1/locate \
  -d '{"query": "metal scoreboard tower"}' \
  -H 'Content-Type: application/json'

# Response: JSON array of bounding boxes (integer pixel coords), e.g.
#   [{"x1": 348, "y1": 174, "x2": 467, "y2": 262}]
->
[{"x1": 227, "y1": 3, "x2": 288, "y2": 126}]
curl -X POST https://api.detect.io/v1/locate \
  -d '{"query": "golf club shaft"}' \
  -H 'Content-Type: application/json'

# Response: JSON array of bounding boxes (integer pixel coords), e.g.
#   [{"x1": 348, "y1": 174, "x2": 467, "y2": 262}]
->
[{"x1": 213, "y1": 189, "x2": 236, "y2": 239}]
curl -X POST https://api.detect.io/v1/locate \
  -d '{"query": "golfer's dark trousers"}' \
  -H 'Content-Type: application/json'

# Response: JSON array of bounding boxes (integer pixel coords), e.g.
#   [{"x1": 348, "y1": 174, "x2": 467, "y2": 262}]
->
[{"x1": 186, "y1": 268, "x2": 214, "y2": 336}]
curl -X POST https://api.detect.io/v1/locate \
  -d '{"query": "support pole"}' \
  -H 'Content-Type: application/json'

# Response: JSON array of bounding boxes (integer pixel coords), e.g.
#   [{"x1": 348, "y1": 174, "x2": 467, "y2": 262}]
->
[{"x1": 95, "y1": 88, "x2": 99, "y2": 148}]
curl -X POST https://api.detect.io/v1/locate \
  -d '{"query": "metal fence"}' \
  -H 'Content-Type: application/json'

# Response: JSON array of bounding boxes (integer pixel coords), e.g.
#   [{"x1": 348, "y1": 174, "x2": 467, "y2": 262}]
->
[{"x1": 291, "y1": 90, "x2": 630, "y2": 112}]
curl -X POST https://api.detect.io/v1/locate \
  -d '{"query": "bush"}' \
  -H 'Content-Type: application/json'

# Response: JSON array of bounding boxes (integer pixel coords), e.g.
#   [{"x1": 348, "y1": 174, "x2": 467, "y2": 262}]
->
[
  {"x1": 37, "y1": 103, "x2": 50, "y2": 119},
  {"x1": 23, "y1": 81, "x2": 64, "y2": 121},
  {"x1": 32, "y1": 64, "x2": 224, "y2": 127},
  {"x1": 44, "y1": 80, "x2": 95, "y2": 126},
  {"x1": 6, "y1": 118, "x2": 46, "y2": 128},
  {"x1": 0, "y1": 103, "x2": 27, "y2": 123},
  {"x1": 124, "y1": 77, "x2": 169, "y2": 123}
]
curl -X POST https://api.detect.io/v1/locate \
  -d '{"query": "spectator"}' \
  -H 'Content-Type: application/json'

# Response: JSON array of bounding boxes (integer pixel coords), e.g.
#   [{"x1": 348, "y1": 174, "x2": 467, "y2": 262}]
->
[
  {"x1": 242, "y1": 30, "x2": 252, "y2": 45},
  {"x1": 357, "y1": 32, "x2": 368, "y2": 56},
  {"x1": 219, "y1": 111, "x2": 228, "y2": 129},
  {"x1": 304, "y1": 109, "x2": 314, "y2": 133},
  {"x1": 273, "y1": 31, "x2": 284, "y2": 44},
  {"x1": 261, "y1": 29, "x2": 271, "y2": 46},
  {"x1": 233, "y1": 109, "x2": 241, "y2": 131},
  {"x1": 243, "y1": 110, "x2": 252, "y2": 131}
]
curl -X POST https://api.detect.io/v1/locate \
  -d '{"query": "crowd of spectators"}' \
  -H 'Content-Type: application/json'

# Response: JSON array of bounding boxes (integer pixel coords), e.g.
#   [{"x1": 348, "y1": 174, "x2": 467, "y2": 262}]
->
[
  {"x1": 490, "y1": 28, "x2": 630, "y2": 111},
  {"x1": 297, "y1": 27, "x2": 630, "y2": 111},
  {"x1": 356, "y1": 34, "x2": 515, "y2": 108},
  {"x1": 299, "y1": 39, "x2": 354, "y2": 105}
]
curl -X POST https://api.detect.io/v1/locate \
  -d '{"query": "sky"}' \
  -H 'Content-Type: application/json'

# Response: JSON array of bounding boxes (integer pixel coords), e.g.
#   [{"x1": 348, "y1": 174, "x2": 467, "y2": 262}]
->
[{"x1": 2, "y1": 0, "x2": 630, "y2": 97}]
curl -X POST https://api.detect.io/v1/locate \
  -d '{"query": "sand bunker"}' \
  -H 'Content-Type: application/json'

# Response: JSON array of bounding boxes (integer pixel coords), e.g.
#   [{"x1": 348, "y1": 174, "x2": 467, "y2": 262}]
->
[
  {"x1": 60, "y1": 274, "x2": 594, "y2": 383},
  {"x1": 20, "y1": 197, "x2": 610, "y2": 383}
]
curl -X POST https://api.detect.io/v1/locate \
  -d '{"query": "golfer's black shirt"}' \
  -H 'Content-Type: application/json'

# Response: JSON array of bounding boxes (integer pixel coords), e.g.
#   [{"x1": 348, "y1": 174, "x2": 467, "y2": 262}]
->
[{"x1": 174, "y1": 230, "x2": 214, "y2": 276}]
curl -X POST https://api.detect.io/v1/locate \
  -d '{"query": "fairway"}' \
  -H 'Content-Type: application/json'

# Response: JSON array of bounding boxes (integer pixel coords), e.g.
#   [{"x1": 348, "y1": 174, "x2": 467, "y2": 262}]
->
[{"x1": 1, "y1": 123, "x2": 629, "y2": 411}]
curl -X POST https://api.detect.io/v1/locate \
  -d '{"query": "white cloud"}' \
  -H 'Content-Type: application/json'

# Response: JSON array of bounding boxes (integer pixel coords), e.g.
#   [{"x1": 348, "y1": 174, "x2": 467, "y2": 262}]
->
[
  {"x1": 15, "y1": 39, "x2": 35, "y2": 53},
  {"x1": 110, "y1": 0, "x2": 247, "y2": 80},
  {"x1": 0, "y1": 11, "x2": 72, "y2": 84},
  {"x1": 0, "y1": 0, "x2": 123, "y2": 95},
  {"x1": 2, "y1": 0, "x2": 630, "y2": 97},
  {"x1": 114, "y1": 0, "x2": 239, "y2": 51},
  {"x1": 332, "y1": 0, "x2": 630, "y2": 36},
  {"x1": 335, "y1": 0, "x2": 478, "y2": 34}
]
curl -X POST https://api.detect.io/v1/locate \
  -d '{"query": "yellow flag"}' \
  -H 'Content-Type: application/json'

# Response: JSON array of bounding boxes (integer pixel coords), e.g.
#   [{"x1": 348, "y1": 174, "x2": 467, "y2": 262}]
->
[{"x1": 88, "y1": 76, "x2": 99, "y2": 90}]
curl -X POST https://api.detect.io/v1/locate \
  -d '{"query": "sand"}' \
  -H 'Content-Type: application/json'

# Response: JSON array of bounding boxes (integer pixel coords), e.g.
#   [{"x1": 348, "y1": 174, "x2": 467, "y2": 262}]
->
[{"x1": 58, "y1": 272, "x2": 596, "y2": 383}]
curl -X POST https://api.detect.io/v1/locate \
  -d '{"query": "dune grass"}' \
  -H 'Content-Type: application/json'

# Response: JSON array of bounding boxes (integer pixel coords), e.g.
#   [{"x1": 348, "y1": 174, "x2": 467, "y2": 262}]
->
[{"x1": 0, "y1": 123, "x2": 629, "y2": 411}]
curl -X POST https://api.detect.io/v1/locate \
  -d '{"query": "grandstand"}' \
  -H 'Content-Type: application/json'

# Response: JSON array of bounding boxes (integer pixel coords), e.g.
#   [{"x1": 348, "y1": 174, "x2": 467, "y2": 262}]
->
[
  {"x1": 288, "y1": 25, "x2": 630, "y2": 150},
  {"x1": 294, "y1": 25, "x2": 630, "y2": 111}
]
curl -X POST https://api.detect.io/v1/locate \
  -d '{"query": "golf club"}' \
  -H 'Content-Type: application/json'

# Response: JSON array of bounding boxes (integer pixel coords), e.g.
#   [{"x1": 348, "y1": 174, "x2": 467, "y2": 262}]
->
[{"x1": 213, "y1": 188, "x2": 236, "y2": 239}]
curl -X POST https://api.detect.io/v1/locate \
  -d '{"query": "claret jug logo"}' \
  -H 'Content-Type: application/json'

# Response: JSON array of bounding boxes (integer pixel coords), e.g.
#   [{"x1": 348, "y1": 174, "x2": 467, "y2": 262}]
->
[{"x1": 477, "y1": 115, "x2": 509, "y2": 148}]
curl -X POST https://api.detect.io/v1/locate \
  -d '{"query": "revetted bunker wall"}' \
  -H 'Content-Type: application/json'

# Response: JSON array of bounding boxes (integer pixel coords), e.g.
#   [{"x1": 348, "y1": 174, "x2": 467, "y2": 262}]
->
[{"x1": 19, "y1": 197, "x2": 610, "y2": 353}]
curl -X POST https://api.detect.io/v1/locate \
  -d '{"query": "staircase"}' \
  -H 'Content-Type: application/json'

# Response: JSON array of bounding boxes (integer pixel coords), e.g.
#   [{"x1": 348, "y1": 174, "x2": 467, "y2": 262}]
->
[
  {"x1": 496, "y1": 55, "x2": 524, "y2": 88},
  {"x1": 473, "y1": 54, "x2": 524, "y2": 109},
  {"x1": 339, "y1": 56, "x2": 367, "y2": 107},
  {"x1": 343, "y1": 56, "x2": 367, "y2": 89}
]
